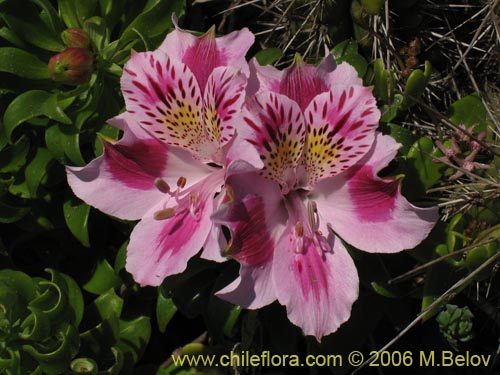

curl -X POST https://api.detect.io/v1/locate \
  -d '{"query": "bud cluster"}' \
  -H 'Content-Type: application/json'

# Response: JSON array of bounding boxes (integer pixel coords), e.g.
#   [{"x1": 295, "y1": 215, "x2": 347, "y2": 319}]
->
[{"x1": 48, "y1": 28, "x2": 94, "y2": 85}]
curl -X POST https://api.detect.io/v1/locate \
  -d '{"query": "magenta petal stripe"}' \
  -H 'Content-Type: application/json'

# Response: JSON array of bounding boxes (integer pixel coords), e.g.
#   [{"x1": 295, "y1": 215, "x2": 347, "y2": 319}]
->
[
  {"x1": 241, "y1": 91, "x2": 306, "y2": 190},
  {"x1": 302, "y1": 85, "x2": 380, "y2": 187},
  {"x1": 121, "y1": 51, "x2": 206, "y2": 154},
  {"x1": 203, "y1": 67, "x2": 246, "y2": 148}
]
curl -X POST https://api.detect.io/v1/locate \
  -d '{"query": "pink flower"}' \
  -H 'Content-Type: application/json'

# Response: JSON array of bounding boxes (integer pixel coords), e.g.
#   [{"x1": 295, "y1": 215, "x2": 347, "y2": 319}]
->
[
  {"x1": 213, "y1": 56, "x2": 439, "y2": 339},
  {"x1": 67, "y1": 20, "x2": 254, "y2": 286}
]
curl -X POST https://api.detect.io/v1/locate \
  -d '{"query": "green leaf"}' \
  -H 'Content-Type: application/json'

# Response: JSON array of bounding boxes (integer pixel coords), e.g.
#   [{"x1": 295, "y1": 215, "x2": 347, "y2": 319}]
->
[
  {"x1": 401, "y1": 64, "x2": 431, "y2": 109},
  {"x1": 337, "y1": 53, "x2": 367, "y2": 78},
  {"x1": 3, "y1": 90, "x2": 71, "y2": 142},
  {"x1": 75, "y1": 0, "x2": 98, "y2": 24},
  {"x1": 0, "y1": 200, "x2": 30, "y2": 223},
  {"x1": 63, "y1": 199, "x2": 90, "y2": 247},
  {"x1": 380, "y1": 94, "x2": 404, "y2": 123},
  {"x1": 83, "y1": 16, "x2": 108, "y2": 52},
  {"x1": 0, "y1": 14, "x2": 64, "y2": 52},
  {"x1": 60, "y1": 273, "x2": 84, "y2": 327},
  {"x1": 406, "y1": 137, "x2": 443, "y2": 189},
  {"x1": 448, "y1": 93, "x2": 487, "y2": 132},
  {"x1": 45, "y1": 124, "x2": 85, "y2": 165},
  {"x1": 0, "y1": 136, "x2": 30, "y2": 173},
  {"x1": 117, "y1": 317, "x2": 151, "y2": 364},
  {"x1": 93, "y1": 289, "x2": 124, "y2": 321},
  {"x1": 83, "y1": 259, "x2": 121, "y2": 295},
  {"x1": 0, "y1": 47, "x2": 50, "y2": 79},
  {"x1": 119, "y1": 0, "x2": 184, "y2": 46},
  {"x1": 22, "y1": 323, "x2": 79, "y2": 375},
  {"x1": 30, "y1": 0, "x2": 64, "y2": 33},
  {"x1": 254, "y1": 48, "x2": 282, "y2": 65},
  {"x1": 388, "y1": 122, "x2": 416, "y2": 155},
  {"x1": 156, "y1": 291, "x2": 177, "y2": 333},
  {"x1": 57, "y1": 0, "x2": 80, "y2": 28},
  {"x1": 25, "y1": 148, "x2": 54, "y2": 197},
  {"x1": 0, "y1": 269, "x2": 37, "y2": 303},
  {"x1": 0, "y1": 26, "x2": 27, "y2": 48}
]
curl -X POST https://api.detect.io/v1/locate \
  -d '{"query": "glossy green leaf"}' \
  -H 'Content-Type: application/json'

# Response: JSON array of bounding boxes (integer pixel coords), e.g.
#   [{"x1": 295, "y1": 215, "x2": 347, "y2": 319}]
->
[
  {"x1": 83, "y1": 259, "x2": 121, "y2": 295},
  {"x1": 117, "y1": 316, "x2": 151, "y2": 364},
  {"x1": 0, "y1": 269, "x2": 37, "y2": 303},
  {"x1": 70, "y1": 358, "x2": 98, "y2": 375},
  {"x1": 0, "y1": 48, "x2": 50, "y2": 79},
  {"x1": 25, "y1": 148, "x2": 54, "y2": 198},
  {"x1": 30, "y1": 0, "x2": 64, "y2": 32},
  {"x1": 401, "y1": 64, "x2": 431, "y2": 109},
  {"x1": 0, "y1": 14, "x2": 64, "y2": 52},
  {"x1": 75, "y1": 0, "x2": 98, "y2": 24},
  {"x1": 63, "y1": 199, "x2": 90, "y2": 247},
  {"x1": 4, "y1": 90, "x2": 71, "y2": 142},
  {"x1": 60, "y1": 273, "x2": 84, "y2": 327},
  {"x1": 22, "y1": 323, "x2": 79, "y2": 375},
  {"x1": 0, "y1": 136, "x2": 30, "y2": 173},
  {"x1": 45, "y1": 124, "x2": 85, "y2": 165},
  {"x1": 373, "y1": 58, "x2": 395, "y2": 104},
  {"x1": 19, "y1": 307, "x2": 51, "y2": 341},
  {"x1": 119, "y1": 0, "x2": 184, "y2": 45},
  {"x1": 406, "y1": 137, "x2": 443, "y2": 189},
  {"x1": 388, "y1": 122, "x2": 415, "y2": 155},
  {"x1": 156, "y1": 291, "x2": 177, "y2": 333},
  {"x1": 30, "y1": 280, "x2": 68, "y2": 323},
  {"x1": 254, "y1": 48, "x2": 282, "y2": 65},
  {"x1": 337, "y1": 53, "x2": 367, "y2": 78},
  {"x1": 114, "y1": 241, "x2": 127, "y2": 273},
  {"x1": 449, "y1": 93, "x2": 487, "y2": 132},
  {"x1": 0, "y1": 27, "x2": 26, "y2": 48},
  {"x1": 380, "y1": 94, "x2": 404, "y2": 123},
  {"x1": 93, "y1": 288, "x2": 124, "y2": 320},
  {"x1": 83, "y1": 16, "x2": 108, "y2": 52},
  {"x1": 57, "y1": 0, "x2": 80, "y2": 28}
]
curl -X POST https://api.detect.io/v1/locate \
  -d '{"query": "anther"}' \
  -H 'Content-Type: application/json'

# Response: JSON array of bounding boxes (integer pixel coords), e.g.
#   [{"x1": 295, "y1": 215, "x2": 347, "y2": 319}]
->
[
  {"x1": 295, "y1": 222, "x2": 304, "y2": 237},
  {"x1": 177, "y1": 176, "x2": 187, "y2": 188},
  {"x1": 153, "y1": 207, "x2": 176, "y2": 220},
  {"x1": 154, "y1": 178, "x2": 170, "y2": 193}
]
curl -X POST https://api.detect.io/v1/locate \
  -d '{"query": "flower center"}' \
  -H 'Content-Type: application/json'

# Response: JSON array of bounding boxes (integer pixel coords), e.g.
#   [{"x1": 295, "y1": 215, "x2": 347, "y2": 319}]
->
[{"x1": 152, "y1": 176, "x2": 201, "y2": 221}]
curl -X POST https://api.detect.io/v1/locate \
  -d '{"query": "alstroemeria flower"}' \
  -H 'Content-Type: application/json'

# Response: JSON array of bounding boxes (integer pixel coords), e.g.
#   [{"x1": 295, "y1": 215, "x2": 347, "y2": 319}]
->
[
  {"x1": 67, "y1": 22, "x2": 254, "y2": 286},
  {"x1": 213, "y1": 56, "x2": 439, "y2": 339}
]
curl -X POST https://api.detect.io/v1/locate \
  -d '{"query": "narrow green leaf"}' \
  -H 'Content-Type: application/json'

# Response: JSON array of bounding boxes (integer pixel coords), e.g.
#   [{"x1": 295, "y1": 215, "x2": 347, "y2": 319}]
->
[
  {"x1": 30, "y1": 0, "x2": 64, "y2": 32},
  {"x1": 57, "y1": 0, "x2": 80, "y2": 28},
  {"x1": 1, "y1": 14, "x2": 64, "y2": 51},
  {"x1": 0, "y1": 47, "x2": 50, "y2": 79},
  {"x1": 119, "y1": 0, "x2": 184, "y2": 45},
  {"x1": 63, "y1": 199, "x2": 90, "y2": 247}
]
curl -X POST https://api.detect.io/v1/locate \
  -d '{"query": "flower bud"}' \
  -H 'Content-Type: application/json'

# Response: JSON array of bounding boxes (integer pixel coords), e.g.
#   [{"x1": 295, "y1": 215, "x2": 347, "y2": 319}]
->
[
  {"x1": 61, "y1": 28, "x2": 90, "y2": 48},
  {"x1": 48, "y1": 48, "x2": 94, "y2": 85}
]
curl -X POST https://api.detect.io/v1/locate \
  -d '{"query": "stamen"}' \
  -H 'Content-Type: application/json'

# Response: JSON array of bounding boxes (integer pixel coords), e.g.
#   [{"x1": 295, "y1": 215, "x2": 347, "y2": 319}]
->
[
  {"x1": 225, "y1": 185, "x2": 234, "y2": 204},
  {"x1": 153, "y1": 207, "x2": 176, "y2": 220},
  {"x1": 293, "y1": 222, "x2": 304, "y2": 254},
  {"x1": 307, "y1": 200, "x2": 318, "y2": 230},
  {"x1": 295, "y1": 222, "x2": 304, "y2": 237},
  {"x1": 177, "y1": 176, "x2": 187, "y2": 188},
  {"x1": 189, "y1": 193, "x2": 201, "y2": 219},
  {"x1": 154, "y1": 178, "x2": 170, "y2": 193}
]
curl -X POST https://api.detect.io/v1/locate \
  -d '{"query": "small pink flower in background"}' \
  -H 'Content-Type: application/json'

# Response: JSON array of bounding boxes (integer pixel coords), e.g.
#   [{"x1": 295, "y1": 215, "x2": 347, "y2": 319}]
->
[
  {"x1": 213, "y1": 55, "x2": 439, "y2": 340},
  {"x1": 67, "y1": 20, "x2": 254, "y2": 286}
]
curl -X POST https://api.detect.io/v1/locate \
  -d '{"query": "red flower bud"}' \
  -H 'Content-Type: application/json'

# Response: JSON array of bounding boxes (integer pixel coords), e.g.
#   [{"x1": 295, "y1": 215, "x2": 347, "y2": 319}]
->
[
  {"x1": 48, "y1": 48, "x2": 94, "y2": 85},
  {"x1": 61, "y1": 28, "x2": 90, "y2": 48}
]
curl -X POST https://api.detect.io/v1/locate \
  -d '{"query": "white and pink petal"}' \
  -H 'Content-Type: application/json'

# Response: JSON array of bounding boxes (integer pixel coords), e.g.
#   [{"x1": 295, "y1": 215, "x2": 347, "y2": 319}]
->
[
  {"x1": 126, "y1": 170, "x2": 224, "y2": 286},
  {"x1": 67, "y1": 128, "x2": 169, "y2": 221},
  {"x1": 302, "y1": 85, "x2": 380, "y2": 187},
  {"x1": 273, "y1": 224, "x2": 358, "y2": 340},
  {"x1": 121, "y1": 51, "x2": 207, "y2": 156},
  {"x1": 241, "y1": 91, "x2": 306, "y2": 190},
  {"x1": 312, "y1": 134, "x2": 439, "y2": 253}
]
